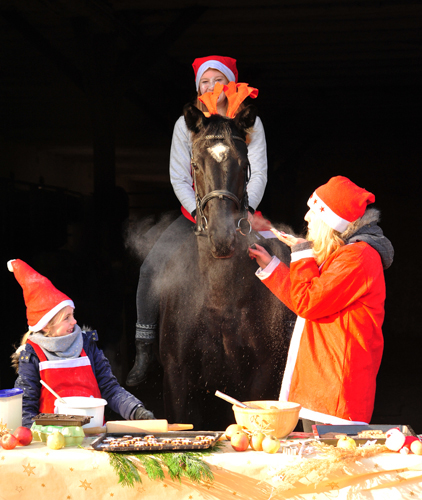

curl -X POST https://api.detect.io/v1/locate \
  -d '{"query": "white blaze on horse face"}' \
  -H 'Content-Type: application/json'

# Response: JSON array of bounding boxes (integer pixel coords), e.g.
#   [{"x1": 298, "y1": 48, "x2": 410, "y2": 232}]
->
[{"x1": 207, "y1": 143, "x2": 229, "y2": 163}]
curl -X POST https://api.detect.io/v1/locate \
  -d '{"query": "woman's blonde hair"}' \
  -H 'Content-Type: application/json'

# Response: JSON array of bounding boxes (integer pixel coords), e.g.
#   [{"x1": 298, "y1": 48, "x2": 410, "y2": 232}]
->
[{"x1": 307, "y1": 214, "x2": 346, "y2": 266}]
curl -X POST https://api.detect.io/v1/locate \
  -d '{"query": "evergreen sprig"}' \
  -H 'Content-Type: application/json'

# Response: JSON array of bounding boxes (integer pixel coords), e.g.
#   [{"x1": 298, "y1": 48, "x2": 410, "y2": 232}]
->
[
  {"x1": 109, "y1": 452, "x2": 142, "y2": 488},
  {"x1": 107, "y1": 442, "x2": 222, "y2": 488}
]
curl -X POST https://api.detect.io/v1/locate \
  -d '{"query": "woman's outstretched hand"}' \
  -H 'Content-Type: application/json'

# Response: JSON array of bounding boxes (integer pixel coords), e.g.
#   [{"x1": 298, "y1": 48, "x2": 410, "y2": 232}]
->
[
  {"x1": 248, "y1": 243, "x2": 272, "y2": 269},
  {"x1": 269, "y1": 228, "x2": 306, "y2": 247}
]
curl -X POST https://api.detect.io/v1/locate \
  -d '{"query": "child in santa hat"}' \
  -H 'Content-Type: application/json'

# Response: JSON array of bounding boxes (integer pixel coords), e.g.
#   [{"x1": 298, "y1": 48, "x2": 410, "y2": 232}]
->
[
  {"x1": 248, "y1": 176, "x2": 394, "y2": 431},
  {"x1": 127, "y1": 55, "x2": 268, "y2": 385},
  {"x1": 9, "y1": 259, "x2": 155, "y2": 428}
]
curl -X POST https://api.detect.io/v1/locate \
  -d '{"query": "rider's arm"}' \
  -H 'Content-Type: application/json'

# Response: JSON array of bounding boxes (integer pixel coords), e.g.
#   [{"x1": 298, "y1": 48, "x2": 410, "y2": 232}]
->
[
  {"x1": 169, "y1": 116, "x2": 196, "y2": 215},
  {"x1": 246, "y1": 116, "x2": 268, "y2": 212}
]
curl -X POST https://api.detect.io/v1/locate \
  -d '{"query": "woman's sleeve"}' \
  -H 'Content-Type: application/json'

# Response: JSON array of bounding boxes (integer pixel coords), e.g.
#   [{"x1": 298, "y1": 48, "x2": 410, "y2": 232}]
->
[
  {"x1": 14, "y1": 348, "x2": 41, "y2": 428},
  {"x1": 257, "y1": 257, "x2": 297, "y2": 312},
  {"x1": 169, "y1": 116, "x2": 196, "y2": 215},
  {"x1": 288, "y1": 246, "x2": 379, "y2": 320},
  {"x1": 247, "y1": 116, "x2": 268, "y2": 211}
]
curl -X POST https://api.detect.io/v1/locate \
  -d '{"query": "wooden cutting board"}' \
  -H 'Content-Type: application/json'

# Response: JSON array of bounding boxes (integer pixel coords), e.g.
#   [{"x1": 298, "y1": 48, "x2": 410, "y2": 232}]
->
[{"x1": 84, "y1": 419, "x2": 193, "y2": 436}]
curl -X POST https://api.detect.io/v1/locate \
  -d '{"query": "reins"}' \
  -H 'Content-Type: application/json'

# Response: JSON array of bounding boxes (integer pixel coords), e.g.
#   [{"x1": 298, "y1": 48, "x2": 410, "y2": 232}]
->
[{"x1": 191, "y1": 134, "x2": 252, "y2": 236}]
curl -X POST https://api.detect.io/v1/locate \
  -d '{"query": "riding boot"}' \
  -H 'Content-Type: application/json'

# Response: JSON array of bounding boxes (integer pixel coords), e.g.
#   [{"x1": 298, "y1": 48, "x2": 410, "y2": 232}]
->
[
  {"x1": 126, "y1": 336, "x2": 155, "y2": 386},
  {"x1": 126, "y1": 323, "x2": 157, "y2": 386}
]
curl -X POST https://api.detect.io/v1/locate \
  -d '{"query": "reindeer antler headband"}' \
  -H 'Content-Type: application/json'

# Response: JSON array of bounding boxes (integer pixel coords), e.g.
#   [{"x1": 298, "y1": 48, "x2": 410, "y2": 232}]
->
[{"x1": 199, "y1": 81, "x2": 259, "y2": 118}]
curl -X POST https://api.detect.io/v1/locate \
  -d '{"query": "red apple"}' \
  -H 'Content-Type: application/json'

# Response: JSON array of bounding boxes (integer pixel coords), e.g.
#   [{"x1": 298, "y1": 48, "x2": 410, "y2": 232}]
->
[
  {"x1": 262, "y1": 435, "x2": 280, "y2": 454},
  {"x1": 230, "y1": 431, "x2": 250, "y2": 452},
  {"x1": 224, "y1": 424, "x2": 245, "y2": 440},
  {"x1": 13, "y1": 426, "x2": 33, "y2": 446},
  {"x1": 1, "y1": 433, "x2": 18, "y2": 450}
]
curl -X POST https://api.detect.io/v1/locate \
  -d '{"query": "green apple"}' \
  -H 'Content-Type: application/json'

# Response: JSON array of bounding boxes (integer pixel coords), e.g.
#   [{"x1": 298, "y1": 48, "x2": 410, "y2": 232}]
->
[
  {"x1": 336, "y1": 435, "x2": 357, "y2": 450},
  {"x1": 250, "y1": 431, "x2": 266, "y2": 451},
  {"x1": 47, "y1": 430, "x2": 65, "y2": 450},
  {"x1": 262, "y1": 435, "x2": 280, "y2": 454}
]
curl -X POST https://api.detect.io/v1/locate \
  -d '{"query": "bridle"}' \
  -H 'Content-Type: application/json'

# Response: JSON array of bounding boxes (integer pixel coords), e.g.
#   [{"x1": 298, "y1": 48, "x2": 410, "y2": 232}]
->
[{"x1": 191, "y1": 134, "x2": 252, "y2": 236}]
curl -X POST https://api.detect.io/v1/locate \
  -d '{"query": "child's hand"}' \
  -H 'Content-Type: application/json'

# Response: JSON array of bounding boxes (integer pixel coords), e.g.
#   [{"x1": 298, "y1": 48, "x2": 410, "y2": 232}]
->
[
  {"x1": 134, "y1": 406, "x2": 156, "y2": 420},
  {"x1": 248, "y1": 243, "x2": 272, "y2": 269}
]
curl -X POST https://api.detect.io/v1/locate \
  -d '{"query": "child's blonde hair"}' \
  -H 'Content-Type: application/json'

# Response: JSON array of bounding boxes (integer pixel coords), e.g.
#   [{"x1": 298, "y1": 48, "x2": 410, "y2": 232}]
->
[
  {"x1": 19, "y1": 307, "x2": 70, "y2": 345},
  {"x1": 11, "y1": 306, "x2": 71, "y2": 373}
]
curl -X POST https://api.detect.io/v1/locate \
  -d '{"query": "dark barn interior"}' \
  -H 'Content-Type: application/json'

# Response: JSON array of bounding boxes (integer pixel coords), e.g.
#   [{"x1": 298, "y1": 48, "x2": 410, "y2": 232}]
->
[{"x1": 1, "y1": 1, "x2": 421, "y2": 431}]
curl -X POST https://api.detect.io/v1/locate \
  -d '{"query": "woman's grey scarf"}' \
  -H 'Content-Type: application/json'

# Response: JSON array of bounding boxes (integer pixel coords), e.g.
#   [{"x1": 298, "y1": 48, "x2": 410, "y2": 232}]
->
[{"x1": 29, "y1": 324, "x2": 83, "y2": 361}]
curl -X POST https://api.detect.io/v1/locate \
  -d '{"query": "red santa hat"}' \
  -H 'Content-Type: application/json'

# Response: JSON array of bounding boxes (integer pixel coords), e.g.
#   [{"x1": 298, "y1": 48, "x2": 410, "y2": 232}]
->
[
  {"x1": 307, "y1": 176, "x2": 375, "y2": 232},
  {"x1": 192, "y1": 55, "x2": 238, "y2": 91},
  {"x1": 8, "y1": 259, "x2": 74, "y2": 332}
]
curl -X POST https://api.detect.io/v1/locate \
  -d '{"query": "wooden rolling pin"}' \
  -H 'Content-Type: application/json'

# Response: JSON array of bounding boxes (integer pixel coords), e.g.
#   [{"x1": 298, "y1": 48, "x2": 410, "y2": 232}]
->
[{"x1": 84, "y1": 419, "x2": 193, "y2": 436}]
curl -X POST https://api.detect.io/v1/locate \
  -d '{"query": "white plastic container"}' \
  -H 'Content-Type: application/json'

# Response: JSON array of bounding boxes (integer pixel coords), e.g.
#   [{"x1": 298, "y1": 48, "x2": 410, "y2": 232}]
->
[
  {"x1": 0, "y1": 388, "x2": 23, "y2": 432},
  {"x1": 54, "y1": 396, "x2": 107, "y2": 428}
]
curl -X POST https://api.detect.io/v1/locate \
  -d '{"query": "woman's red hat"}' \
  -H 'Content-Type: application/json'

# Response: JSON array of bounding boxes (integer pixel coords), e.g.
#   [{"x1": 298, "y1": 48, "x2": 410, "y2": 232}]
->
[
  {"x1": 308, "y1": 176, "x2": 375, "y2": 232},
  {"x1": 192, "y1": 55, "x2": 238, "y2": 90}
]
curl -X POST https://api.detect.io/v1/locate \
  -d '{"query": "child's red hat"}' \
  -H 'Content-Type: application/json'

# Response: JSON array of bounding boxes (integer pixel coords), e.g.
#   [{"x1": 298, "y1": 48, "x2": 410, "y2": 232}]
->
[{"x1": 8, "y1": 259, "x2": 74, "y2": 332}]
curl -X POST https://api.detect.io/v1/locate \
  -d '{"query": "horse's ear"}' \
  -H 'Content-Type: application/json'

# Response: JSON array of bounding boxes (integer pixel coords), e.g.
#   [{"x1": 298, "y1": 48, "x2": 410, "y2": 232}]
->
[
  {"x1": 183, "y1": 103, "x2": 206, "y2": 134},
  {"x1": 233, "y1": 104, "x2": 257, "y2": 133}
]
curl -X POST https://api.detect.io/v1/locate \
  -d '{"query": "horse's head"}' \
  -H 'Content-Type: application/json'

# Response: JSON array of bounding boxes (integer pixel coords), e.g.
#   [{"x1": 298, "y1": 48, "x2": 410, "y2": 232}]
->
[{"x1": 184, "y1": 103, "x2": 257, "y2": 259}]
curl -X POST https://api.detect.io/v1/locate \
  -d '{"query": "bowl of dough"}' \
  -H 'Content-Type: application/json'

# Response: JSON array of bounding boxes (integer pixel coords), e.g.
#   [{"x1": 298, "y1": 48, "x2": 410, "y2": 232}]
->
[{"x1": 232, "y1": 400, "x2": 301, "y2": 438}]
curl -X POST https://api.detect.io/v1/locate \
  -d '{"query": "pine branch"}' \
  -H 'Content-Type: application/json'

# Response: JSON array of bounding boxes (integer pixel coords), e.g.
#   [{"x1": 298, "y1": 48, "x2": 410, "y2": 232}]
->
[
  {"x1": 108, "y1": 452, "x2": 142, "y2": 488},
  {"x1": 137, "y1": 455, "x2": 165, "y2": 481},
  {"x1": 107, "y1": 444, "x2": 222, "y2": 488}
]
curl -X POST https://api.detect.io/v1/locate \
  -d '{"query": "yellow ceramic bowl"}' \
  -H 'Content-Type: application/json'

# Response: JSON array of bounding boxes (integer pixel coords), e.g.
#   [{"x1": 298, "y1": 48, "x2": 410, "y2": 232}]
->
[{"x1": 232, "y1": 401, "x2": 301, "y2": 438}]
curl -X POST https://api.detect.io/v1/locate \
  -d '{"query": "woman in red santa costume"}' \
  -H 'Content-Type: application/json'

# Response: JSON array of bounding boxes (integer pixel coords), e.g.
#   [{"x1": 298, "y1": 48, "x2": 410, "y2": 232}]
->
[
  {"x1": 9, "y1": 259, "x2": 155, "y2": 428},
  {"x1": 248, "y1": 176, "x2": 394, "y2": 431},
  {"x1": 128, "y1": 55, "x2": 268, "y2": 385}
]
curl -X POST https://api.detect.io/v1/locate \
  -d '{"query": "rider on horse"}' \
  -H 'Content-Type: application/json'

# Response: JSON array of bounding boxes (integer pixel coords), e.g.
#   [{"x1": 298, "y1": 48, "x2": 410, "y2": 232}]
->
[{"x1": 127, "y1": 55, "x2": 269, "y2": 385}]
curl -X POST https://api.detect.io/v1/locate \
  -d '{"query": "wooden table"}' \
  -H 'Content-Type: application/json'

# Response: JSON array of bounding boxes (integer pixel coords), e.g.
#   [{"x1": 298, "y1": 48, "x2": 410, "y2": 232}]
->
[{"x1": 1, "y1": 437, "x2": 422, "y2": 499}]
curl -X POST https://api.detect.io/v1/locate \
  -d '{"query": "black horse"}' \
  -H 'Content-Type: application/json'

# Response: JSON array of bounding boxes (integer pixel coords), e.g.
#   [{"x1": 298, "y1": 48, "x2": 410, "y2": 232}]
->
[{"x1": 138, "y1": 104, "x2": 296, "y2": 430}]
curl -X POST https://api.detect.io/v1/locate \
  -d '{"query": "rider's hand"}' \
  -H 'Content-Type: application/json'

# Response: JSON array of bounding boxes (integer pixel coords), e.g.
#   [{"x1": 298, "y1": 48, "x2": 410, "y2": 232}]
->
[{"x1": 248, "y1": 244, "x2": 272, "y2": 269}]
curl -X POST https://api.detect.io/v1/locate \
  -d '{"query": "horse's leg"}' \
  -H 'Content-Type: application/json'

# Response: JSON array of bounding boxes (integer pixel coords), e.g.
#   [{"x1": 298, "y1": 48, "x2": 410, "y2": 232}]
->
[
  {"x1": 126, "y1": 215, "x2": 194, "y2": 386},
  {"x1": 161, "y1": 361, "x2": 204, "y2": 426}
]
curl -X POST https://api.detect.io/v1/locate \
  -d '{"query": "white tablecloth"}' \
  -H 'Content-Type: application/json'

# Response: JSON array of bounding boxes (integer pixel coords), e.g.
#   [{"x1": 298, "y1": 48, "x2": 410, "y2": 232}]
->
[{"x1": 1, "y1": 438, "x2": 422, "y2": 499}]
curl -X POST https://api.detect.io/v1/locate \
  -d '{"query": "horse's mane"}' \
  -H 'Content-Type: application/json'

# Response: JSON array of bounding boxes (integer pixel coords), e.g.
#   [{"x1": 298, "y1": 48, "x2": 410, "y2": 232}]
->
[{"x1": 191, "y1": 115, "x2": 237, "y2": 155}]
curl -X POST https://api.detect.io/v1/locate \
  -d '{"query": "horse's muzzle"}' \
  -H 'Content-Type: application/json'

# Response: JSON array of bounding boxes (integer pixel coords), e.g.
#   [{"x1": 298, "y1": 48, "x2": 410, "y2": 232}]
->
[{"x1": 209, "y1": 230, "x2": 236, "y2": 259}]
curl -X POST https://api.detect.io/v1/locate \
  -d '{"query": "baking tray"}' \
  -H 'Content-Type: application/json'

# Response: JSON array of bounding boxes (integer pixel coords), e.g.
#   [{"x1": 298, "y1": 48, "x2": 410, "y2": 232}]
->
[
  {"x1": 90, "y1": 431, "x2": 222, "y2": 452},
  {"x1": 314, "y1": 424, "x2": 416, "y2": 446}
]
